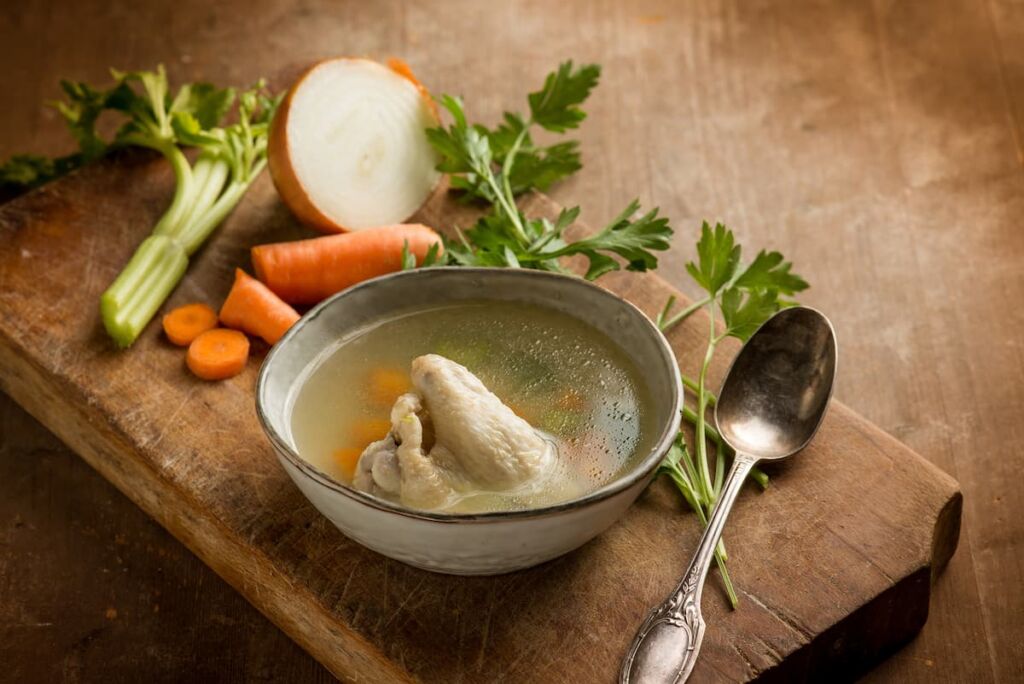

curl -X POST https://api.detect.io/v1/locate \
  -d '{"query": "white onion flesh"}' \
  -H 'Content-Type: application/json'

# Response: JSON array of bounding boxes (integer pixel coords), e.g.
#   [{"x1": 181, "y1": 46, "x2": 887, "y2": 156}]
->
[{"x1": 286, "y1": 60, "x2": 440, "y2": 230}]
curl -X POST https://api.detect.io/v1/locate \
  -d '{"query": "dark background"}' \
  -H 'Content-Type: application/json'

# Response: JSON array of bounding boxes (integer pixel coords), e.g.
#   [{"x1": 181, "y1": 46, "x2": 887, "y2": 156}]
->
[{"x1": 1, "y1": 0, "x2": 1021, "y2": 681}]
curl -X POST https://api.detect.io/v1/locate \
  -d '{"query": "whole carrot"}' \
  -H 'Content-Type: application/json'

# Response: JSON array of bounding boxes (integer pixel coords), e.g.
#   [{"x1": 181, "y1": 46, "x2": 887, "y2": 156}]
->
[
  {"x1": 219, "y1": 269, "x2": 300, "y2": 345},
  {"x1": 251, "y1": 224, "x2": 442, "y2": 305}
]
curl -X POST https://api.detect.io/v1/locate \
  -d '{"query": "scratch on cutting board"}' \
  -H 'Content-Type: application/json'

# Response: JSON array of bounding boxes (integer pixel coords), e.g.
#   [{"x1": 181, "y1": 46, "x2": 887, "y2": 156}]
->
[
  {"x1": 500, "y1": 641, "x2": 557, "y2": 679},
  {"x1": 336, "y1": 558, "x2": 361, "y2": 604},
  {"x1": 738, "y1": 588, "x2": 813, "y2": 642},
  {"x1": 142, "y1": 385, "x2": 200, "y2": 451},
  {"x1": 731, "y1": 641, "x2": 761, "y2": 676},
  {"x1": 378, "y1": 574, "x2": 430, "y2": 632},
  {"x1": 475, "y1": 583, "x2": 499, "y2": 670},
  {"x1": 380, "y1": 561, "x2": 390, "y2": 624},
  {"x1": 753, "y1": 633, "x2": 784, "y2": 663},
  {"x1": 825, "y1": 522, "x2": 897, "y2": 584}
]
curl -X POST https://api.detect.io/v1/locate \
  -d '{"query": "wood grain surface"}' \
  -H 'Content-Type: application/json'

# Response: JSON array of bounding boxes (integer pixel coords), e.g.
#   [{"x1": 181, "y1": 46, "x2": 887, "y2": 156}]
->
[
  {"x1": 0, "y1": 147, "x2": 959, "y2": 683},
  {"x1": 0, "y1": 0, "x2": 1019, "y2": 682}
]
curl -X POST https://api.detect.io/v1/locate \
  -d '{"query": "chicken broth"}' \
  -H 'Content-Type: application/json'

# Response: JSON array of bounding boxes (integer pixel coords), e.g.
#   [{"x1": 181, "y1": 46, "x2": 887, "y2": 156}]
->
[{"x1": 290, "y1": 300, "x2": 656, "y2": 513}]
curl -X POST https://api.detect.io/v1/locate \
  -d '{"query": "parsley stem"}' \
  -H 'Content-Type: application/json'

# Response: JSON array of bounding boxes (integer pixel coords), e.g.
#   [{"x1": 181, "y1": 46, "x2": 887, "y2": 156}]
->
[
  {"x1": 659, "y1": 295, "x2": 713, "y2": 332},
  {"x1": 656, "y1": 295, "x2": 676, "y2": 328},
  {"x1": 678, "y1": 444, "x2": 703, "y2": 504},
  {"x1": 471, "y1": 118, "x2": 534, "y2": 249},
  {"x1": 484, "y1": 169, "x2": 529, "y2": 246},
  {"x1": 662, "y1": 451, "x2": 730, "y2": 565},
  {"x1": 682, "y1": 374, "x2": 716, "y2": 404},
  {"x1": 666, "y1": 469, "x2": 699, "y2": 513},
  {"x1": 715, "y1": 549, "x2": 739, "y2": 607},
  {"x1": 675, "y1": 461, "x2": 734, "y2": 599},
  {"x1": 500, "y1": 121, "x2": 531, "y2": 211},
  {"x1": 750, "y1": 467, "x2": 769, "y2": 489},
  {"x1": 681, "y1": 407, "x2": 770, "y2": 492},
  {"x1": 695, "y1": 304, "x2": 719, "y2": 502}
]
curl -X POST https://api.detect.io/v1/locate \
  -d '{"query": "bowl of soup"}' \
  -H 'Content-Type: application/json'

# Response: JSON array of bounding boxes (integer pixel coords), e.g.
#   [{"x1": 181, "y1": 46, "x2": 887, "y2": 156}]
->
[{"x1": 256, "y1": 267, "x2": 682, "y2": 574}]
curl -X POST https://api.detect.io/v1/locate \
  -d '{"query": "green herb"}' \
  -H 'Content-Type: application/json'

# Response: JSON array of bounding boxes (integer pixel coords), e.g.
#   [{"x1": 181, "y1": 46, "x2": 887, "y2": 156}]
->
[
  {"x1": 0, "y1": 78, "x2": 133, "y2": 199},
  {"x1": 0, "y1": 66, "x2": 279, "y2": 347},
  {"x1": 0, "y1": 154, "x2": 76, "y2": 200},
  {"x1": 659, "y1": 222, "x2": 809, "y2": 607},
  {"x1": 418, "y1": 61, "x2": 672, "y2": 278},
  {"x1": 400, "y1": 240, "x2": 443, "y2": 270}
]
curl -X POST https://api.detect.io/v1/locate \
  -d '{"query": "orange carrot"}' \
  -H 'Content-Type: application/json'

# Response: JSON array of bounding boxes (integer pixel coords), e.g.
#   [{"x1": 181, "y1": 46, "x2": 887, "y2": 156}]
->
[
  {"x1": 186, "y1": 328, "x2": 250, "y2": 381},
  {"x1": 368, "y1": 367, "x2": 412, "y2": 406},
  {"x1": 251, "y1": 224, "x2": 443, "y2": 305},
  {"x1": 219, "y1": 268, "x2": 300, "y2": 345},
  {"x1": 162, "y1": 303, "x2": 219, "y2": 346},
  {"x1": 333, "y1": 447, "x2": 363, "y2": 481},
  {"x1": 352, "y1": 418, "x2": 393, "y2": 448}
]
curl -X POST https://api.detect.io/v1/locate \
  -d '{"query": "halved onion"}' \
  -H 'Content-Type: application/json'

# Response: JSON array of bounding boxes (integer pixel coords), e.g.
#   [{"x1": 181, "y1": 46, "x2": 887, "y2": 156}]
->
[{"x1": 268, "y1": 58, "x2": 441, "y2": 233}]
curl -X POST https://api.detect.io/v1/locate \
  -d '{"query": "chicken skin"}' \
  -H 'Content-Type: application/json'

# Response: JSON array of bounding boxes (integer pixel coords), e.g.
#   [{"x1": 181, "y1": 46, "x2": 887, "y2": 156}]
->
[{"x1": 353, "y1": 354, "x2": 555, "y2": 509}]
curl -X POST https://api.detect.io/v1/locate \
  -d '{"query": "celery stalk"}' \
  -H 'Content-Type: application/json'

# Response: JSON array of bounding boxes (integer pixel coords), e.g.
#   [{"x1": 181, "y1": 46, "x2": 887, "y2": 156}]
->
[
  {"x1": 89, "y1": 70, "x2": 279, "y2": 347},
  {"x1": 150, "y1": 145, "x2": 196, "y2": 236},
  {"x1": 101, "y1": 235, "x2": 188, "y2": 347}
]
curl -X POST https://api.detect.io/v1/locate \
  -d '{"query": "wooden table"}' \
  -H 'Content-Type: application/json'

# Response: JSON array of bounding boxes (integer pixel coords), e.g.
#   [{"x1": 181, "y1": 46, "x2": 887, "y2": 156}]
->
[{"x1": 0, "y1": 1, "x2": 1020, "y2": 681}]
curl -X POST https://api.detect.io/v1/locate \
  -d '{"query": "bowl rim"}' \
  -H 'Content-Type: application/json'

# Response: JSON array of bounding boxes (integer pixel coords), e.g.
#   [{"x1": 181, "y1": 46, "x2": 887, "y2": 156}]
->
[{"x1": 256, "y1": 267, "x2": 683, "y2": 524}]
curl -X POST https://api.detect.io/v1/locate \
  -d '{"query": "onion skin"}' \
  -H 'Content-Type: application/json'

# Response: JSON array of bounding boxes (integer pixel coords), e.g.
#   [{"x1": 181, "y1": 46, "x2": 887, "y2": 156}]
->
[
  {"x1": 387, "y1": 58, "x2": 441, "y2": 120},
  {"x1": 268, "y1": 61, "x2": 338, "y2": 233},
  {"x1": 267, "y1": 57, "x2": 442, "y2": 234}
]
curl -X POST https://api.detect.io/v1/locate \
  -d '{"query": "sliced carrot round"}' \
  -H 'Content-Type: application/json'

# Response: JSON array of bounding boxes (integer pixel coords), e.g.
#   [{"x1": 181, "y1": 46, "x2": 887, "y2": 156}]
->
[
  {"x1": 162, "y1": 303, "x2": 219, "y2": 346},
  {"x1": 186, "y1": 328, "x2": 250, "y2": 381}
]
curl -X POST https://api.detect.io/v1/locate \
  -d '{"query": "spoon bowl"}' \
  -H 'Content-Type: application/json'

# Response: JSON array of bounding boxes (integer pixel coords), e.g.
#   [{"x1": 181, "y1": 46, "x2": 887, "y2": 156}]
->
[{"x1": 715, "y1": 306, "x2": 838, "y2": 460}]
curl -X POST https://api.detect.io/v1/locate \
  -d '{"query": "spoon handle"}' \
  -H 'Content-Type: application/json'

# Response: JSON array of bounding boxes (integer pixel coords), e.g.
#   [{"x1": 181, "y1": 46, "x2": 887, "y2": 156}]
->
[{"x1": 620, "y1": 453, "x2": 757, "y2": 684}]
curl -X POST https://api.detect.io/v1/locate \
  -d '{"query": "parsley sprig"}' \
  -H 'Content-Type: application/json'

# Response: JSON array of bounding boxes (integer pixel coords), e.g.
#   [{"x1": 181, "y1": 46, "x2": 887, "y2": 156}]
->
[
  {"x1": 419, "y1": 62, "x2": 672, "y2": 278},
  {"x1": 658, "y1": 222, "x2": 809, "y2": 606}
]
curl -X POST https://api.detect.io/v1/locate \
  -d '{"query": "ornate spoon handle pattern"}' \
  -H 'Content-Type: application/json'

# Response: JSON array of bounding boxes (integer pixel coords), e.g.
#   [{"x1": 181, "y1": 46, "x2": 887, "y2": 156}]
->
[{"x1": 620, "y1": 454, "x2": 757, "y2": 683}]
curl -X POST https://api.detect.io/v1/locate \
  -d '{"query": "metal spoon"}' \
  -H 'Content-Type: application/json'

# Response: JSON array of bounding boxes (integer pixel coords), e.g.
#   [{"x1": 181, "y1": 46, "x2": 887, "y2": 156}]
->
[{"x1": 619, "y1": 306, "x2": 837, "y2": 683}]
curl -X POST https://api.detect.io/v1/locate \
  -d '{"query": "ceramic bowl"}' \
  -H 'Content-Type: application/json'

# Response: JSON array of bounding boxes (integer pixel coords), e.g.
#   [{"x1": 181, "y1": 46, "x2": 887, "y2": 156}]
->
[{"x1": 256, "y1": 268, "x2": 682, "y2": 575}]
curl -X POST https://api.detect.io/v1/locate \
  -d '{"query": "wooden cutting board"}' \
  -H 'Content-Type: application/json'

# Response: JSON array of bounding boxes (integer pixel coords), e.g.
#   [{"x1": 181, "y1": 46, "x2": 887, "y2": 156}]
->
[{"x1": 0, "y1": 150, "x2": 960, "y2": 683}]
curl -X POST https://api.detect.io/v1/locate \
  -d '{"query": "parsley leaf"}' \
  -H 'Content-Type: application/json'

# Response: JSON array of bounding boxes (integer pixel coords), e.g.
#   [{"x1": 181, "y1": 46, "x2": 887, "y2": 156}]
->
[
  {"x1": 400, "y1": 240, "x2": 445, "y2": 270},
  {"x1": 542, "y1": 200, "x2": 672, "y2": 277},
  {"x1": 674, "y1": 221, "x2": 809, "y2": 336},
  {"x1": 528, "y1": 61, "x2": 601, "y2": 132},
  {"x1": 733, "y1": 249, "x2": 809, "y2": 295},
  {"x1": 425, "y1": 95, "x2": 492, "y2": 177},
  {"x1": 509, "y1": 141, "x2": 581, "y2": 193},
  {"x1": 719, "y1": 287, "x2": 782, "y2": 342},
  {"x1": 685, "y1": 221, "x2": 740, "y2": 296}
]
